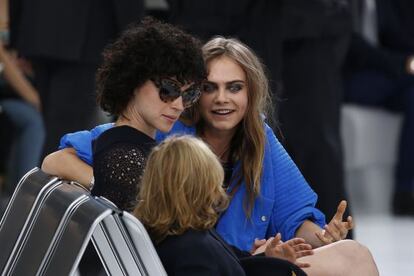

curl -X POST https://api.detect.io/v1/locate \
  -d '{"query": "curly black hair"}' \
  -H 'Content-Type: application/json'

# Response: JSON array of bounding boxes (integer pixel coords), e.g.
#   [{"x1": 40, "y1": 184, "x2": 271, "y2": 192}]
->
[{"x1": 96, "y1": 17, "x2": 207, "y2": 116}]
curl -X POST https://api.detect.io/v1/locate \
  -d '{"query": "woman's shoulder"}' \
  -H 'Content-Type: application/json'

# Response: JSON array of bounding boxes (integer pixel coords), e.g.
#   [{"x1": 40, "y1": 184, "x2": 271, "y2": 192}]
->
[
  {"x1": 158, "y1": 230, "x2": 210, "y2": 248},
  {"x1": 94, "y1": 125, "x2": 155, "y2": 155},
  {"x1": 157, "y1": 229, "x2": 225, "y2": 260}
]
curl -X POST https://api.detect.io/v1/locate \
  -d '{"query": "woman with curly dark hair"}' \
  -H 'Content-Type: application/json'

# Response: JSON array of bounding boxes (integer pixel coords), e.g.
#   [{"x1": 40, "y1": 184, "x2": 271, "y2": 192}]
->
[{"x1": 43, "y1": 17, "x2": 206, "y2": 211}]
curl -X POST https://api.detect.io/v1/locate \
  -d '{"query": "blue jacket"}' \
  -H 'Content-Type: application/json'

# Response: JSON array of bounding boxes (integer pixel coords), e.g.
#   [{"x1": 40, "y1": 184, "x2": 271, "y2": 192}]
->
[{"x1": 60, "y1": 121, "x2": 326, "y2": 251}]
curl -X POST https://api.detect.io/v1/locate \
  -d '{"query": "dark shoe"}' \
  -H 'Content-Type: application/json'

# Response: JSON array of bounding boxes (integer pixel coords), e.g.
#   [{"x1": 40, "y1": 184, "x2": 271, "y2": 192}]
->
[{"x1": 393, "y1": 192, "x2": 414, "y2": 216}]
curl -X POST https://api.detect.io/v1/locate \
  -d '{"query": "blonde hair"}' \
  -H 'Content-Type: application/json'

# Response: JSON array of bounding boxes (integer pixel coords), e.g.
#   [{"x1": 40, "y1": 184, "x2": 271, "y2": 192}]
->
[
  {"x1": 133, "y1": 135, "x2": 229, "y2": 243},
  {"x1": 182, "y1": 37, "x2": 272, "y2": 216}
]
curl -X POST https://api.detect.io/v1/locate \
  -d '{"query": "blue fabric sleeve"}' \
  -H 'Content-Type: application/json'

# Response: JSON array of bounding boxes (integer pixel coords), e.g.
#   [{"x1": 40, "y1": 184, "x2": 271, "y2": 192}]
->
[
  {"x1": 155, "y1": 121, "x2": 196, "y2": 143},
  {"x1": 58, "y1": 121, "x2": 192, "y2": 166},
  {"x1": 263, "y1": 124, "x2": 326, "y2": 240},
  {"x1": 58, "y1": 123, "x2": 113, "y2": 165}
]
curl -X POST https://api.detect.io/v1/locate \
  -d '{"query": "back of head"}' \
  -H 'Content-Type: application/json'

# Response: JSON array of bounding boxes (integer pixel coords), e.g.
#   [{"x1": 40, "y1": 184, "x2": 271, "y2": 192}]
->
[
  {"x1": 134, "y1": 135, "x2": 228, "y2": 243},
  {"x1": 96, "y1": 17, "x2": 207, "y2": 117}
]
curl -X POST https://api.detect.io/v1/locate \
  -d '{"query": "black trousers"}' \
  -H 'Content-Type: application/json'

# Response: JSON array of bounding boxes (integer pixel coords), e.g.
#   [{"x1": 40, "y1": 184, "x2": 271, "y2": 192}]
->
[{"x1": 33, "y1": 59, "x2": 100, "y2": 157}]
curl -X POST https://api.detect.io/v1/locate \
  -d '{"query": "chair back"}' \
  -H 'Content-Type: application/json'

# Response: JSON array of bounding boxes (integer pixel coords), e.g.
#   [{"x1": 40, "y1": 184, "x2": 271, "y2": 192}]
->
[{"x1": 0, "y1": 168, "x2": 166, "y2": 276}]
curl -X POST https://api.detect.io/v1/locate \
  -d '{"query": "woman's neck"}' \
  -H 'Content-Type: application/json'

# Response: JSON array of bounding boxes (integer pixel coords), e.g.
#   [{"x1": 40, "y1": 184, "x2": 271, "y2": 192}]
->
[
  {"x1": 115, "y1": 115, "x2": 156, "y2": 138},
  {"x1": 201, "y1": 127, "x2": 235, "y2": 162}
]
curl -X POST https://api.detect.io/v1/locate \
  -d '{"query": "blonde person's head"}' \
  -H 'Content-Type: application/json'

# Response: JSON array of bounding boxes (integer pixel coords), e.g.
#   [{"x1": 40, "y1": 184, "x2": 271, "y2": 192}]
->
[
  {"x1": 182, "y1": 37, "x2": 272, "y2": 215},
  {"x1": 133, "y1": 135, "x2": 229, "y2": 243}
]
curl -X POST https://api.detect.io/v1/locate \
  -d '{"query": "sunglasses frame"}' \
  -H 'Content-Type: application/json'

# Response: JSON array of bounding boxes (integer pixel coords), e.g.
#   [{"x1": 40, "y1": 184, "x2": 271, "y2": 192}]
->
[{"x1": 152, "y1": 78, "x2": 202, "y2": 108}]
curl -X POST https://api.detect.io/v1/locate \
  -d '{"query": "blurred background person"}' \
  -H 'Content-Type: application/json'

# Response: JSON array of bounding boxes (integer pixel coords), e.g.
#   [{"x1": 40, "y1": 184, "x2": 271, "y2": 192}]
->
[
  {"x1": 277, "y1": 0, "x2": 353, "y2": 222},
  {"x1": 8, "y1": 0, "x2": 145, "y2": 158},
  {"x1": 344, "y1": 0, "x2": 414, "y2": 216},
  {"x1": 0, "y1": 0, "x2": 44, "y2": 203}
]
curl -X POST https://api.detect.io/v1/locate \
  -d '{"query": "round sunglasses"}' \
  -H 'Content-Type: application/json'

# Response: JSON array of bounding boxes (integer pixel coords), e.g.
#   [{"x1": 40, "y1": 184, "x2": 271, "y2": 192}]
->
[{"x1": 152, "y1": 78, "x2": 202, "y2": 108}]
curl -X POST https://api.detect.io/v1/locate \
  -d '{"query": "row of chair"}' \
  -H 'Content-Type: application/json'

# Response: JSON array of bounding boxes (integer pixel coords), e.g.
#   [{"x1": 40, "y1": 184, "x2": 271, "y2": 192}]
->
[{"x1": 0, "y1": 168, "x2": 166, "y2": 276}]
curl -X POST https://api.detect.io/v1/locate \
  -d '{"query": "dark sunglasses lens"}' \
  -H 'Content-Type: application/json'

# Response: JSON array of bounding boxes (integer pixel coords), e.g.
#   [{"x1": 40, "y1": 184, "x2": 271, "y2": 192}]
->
[
  {"x1": 157, "y1": 79, "x2": 201, "y2": 107},
  {"x1": 159, "y1": 83, "x2": 180, "y2": 103}
]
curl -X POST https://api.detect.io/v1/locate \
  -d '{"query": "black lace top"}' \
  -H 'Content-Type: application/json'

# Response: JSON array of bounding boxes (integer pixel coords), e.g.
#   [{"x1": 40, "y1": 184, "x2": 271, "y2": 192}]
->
[{"x1": 92, "y1": 125, "x2": 156, "y2": 212}]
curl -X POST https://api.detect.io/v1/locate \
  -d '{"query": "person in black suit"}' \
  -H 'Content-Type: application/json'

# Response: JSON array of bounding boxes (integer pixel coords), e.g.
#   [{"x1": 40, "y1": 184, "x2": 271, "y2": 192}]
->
[
  {"x1": 8, "y1": 0, "x2": 144, "y2": 157},
  {"x1": 277, "y1": 0, "x2": 353, "y2": 223},
  {"x1": 344, "y1": 0, "x2": 414, "y2": 215}
]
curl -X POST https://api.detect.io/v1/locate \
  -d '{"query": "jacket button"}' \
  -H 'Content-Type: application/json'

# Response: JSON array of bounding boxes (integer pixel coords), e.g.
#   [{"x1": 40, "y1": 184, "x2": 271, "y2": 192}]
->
[{"x1": 261, "y1": 216, "x2": 267, "y2": 222}]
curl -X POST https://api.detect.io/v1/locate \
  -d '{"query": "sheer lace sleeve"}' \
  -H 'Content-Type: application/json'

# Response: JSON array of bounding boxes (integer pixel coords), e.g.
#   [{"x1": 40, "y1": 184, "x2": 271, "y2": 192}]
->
[{"x1": 93, "y1": 143, "x2": 148, "y2": 211}]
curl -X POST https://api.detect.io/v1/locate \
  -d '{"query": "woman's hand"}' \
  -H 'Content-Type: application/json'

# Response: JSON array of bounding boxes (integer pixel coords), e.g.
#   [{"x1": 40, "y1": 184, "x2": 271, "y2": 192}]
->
[
  {"x1": 252, "y1": 233, "x2": 313, "y2": 268},
  {"x1": 316, "y1": 200, "x2": 353, "y2": 245}
]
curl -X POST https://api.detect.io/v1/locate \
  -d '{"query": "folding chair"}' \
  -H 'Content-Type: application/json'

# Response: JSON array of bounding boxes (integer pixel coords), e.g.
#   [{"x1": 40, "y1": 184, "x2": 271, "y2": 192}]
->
[
  {"x1": 0, "y1": 169, "x2": 112, "y2": 275},
  {"x1": 0, "y1": 169, "x2": 166, "y2": 276},
  {"x1": 39, "y1": 195, "x2": 113, "y2": 276},
  {"x1": 0, "y1": 168, "x2": 59, "y2": 272},
  {"x1": 120, "y1": 212, "x2": 167, "y2": 276},
  {"x1": 92, "y1": 206, "x2": 167, "y2": 276}
]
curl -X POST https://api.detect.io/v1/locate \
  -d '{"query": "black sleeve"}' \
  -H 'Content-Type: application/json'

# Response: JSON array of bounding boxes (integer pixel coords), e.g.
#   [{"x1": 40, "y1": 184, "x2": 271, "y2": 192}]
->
[
  {"x1": 229, "y1": 245, "x2": 253, "y2": 258},
  {"x1": 93, "y1": 143, "x2": 147, "y2": 211},
  {"x1": 377, "y1": 0, "x2": 414, "y2": 52},
  {"x1": 171, "y1": 240, "x2": 220, "y2": 276},
  {"x1": 240, "y1": 256, "x2": 307, "y2": 276},
  {"x1": 345, "y1": 33, "x2": 407, "y2": 77}
]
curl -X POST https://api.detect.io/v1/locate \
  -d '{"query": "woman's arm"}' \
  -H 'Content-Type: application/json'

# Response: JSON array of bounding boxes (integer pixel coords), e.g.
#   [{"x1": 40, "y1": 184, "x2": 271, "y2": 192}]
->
[
  {"x1": 295, "y1": 201, "x2": 353, "y2": 248},
  {"x1": 0, "y1": 42, "x2": 41, "y2": 110},
  {"x1": 41, "y1": 148, "x2": 93, "y2": 188},
  {"x1": 295, "y1": 220, "x2": 326, "y2": 248},
  {"x1": 263, "y1": 124, "x2": 326, "y2": 241}
]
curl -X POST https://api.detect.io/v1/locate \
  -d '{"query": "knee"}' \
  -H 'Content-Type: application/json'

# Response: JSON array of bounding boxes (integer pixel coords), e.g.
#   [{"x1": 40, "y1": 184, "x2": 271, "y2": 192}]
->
[
  {"x1": 335, "y1": 240, "x2": 371, "y2": 258},
  {"x1": 334, "y1": 240, "x2": 378, "y2": 275}
]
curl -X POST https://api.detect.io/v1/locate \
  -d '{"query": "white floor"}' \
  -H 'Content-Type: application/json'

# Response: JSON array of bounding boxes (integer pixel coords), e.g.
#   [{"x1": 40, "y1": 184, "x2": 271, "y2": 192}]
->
[{"x1": 354, "y1": 214, "x2": 414, "y2": 275}]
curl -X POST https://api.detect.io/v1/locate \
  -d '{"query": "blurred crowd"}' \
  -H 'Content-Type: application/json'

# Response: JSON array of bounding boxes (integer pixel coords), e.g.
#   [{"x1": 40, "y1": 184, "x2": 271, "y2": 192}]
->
[{"x1": 1, "y1": 0, "x2": 413, "y2": 217}]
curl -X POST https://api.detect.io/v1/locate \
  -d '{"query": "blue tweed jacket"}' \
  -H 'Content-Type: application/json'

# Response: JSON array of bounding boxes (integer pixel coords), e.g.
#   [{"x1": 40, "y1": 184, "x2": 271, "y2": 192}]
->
[{"x1": 60, "y1": 121, "x2": 326, "y2": 251}]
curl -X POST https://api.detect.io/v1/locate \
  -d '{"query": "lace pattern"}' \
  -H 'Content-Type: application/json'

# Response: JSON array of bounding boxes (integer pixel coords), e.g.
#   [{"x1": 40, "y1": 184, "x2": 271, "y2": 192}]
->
[{"x1": 93, "y1": 143, "x2": 148, "y2": 211}]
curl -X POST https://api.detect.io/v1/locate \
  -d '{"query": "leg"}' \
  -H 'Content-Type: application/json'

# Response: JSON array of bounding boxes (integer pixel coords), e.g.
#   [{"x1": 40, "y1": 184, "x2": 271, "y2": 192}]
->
[
  {"x1": 300, "y1": 240, "x2": 379, "y2": 276},
  {"x1": 1, "y1": 99, "x2": 45, "y2": 189}
]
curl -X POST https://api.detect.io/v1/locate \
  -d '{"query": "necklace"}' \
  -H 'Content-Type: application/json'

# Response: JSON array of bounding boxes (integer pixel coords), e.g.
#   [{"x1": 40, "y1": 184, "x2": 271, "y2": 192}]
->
[
  {"x1": 203, "y1": 139, "x2": 230, "y2": 162},
  {"x1": 198, "y1": 129, "x2": 232, "y2": 162},
  {"x1": 217, "y1": 145, "x2": 230, "y2": 162}
]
